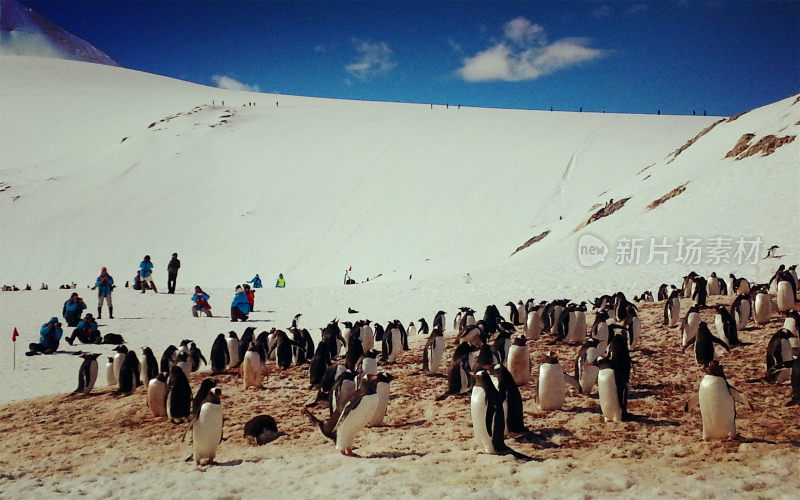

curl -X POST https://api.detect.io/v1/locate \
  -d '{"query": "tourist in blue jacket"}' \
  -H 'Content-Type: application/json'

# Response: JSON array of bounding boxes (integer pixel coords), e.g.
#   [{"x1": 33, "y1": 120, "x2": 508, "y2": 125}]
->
[
  {"x1": 64, "y1": 313, "x2": 101, "y2": 345},
  {"x1": 230, "y1": 285, "x2": 250, "y2": 322},
  {"x1": 95, "y1": 267, "x2": 114, "y2": 318},
  {"x1": 139, "y1": 255, "x2": 157, "y2": 293},
  {"x1": 27, "y1": 317, "x2": 63, "y2": 355},
  {"x1": 248, "y1": 274, "x2": 263, "y2": 288},
  {"x1": 62, "y1": 292, "x2": 87, "y2": 327}
]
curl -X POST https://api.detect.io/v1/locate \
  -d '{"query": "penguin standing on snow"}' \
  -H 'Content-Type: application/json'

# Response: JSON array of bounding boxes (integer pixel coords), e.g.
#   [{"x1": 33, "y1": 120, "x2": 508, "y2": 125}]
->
[
  {"x1": 73, "y1": 353, "x2": 100, "y2": 395},
  {"x1": 190, "y1": 387, "x2": 223, "y2": 465},
  {"x1": 140, "y1": 347, "x2": 159, "y2": 388},
  {"x1": 535, "y1": 352, "x2": 580, "y2": 410},
  {"x1": 166, "y1": 365, "x2": 193, "y2": 423},
  {"x1": 367, "y1": 372, "x2": 393, "y2": 427},
  {"x1": 210, "y1": 333, "x2": 230, "y2": 374},
  {"x1": 117, "y1": 350, "x2": 141, "y2": 395},
  {"x1": 422, "y1": 326, "x2": 446, "y2": 374},
  {"x1": 470, "y1": 370, "x2": 531, "y2": 460},
  {"x1": 226, "y1": 331, "x2": 240, "y2": 368},
  {"x1": 683, "y1": 322, "x2": 730, "y2": 368},
  {"x1": 147, "y1": 372, "x2": 168, "y2": 417},
  {"x1": 242, "y1": 342, "x2": 264, "y2": 390},
  {"x1": 506, "y1": 335, "x2": 532, "y2": 386},
  {"x1": 574, "y1": 338, "x2": 601, "y2": 395},
  {"x1": 684, "y1": 361, "x2": 753, "y2": 440}
]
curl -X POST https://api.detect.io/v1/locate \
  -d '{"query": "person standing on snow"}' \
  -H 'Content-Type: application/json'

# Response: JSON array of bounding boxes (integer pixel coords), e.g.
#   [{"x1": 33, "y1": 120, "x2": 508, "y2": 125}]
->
[
  {"x1": 167, "y1": 252, "x2": 181, "y2": 294},
  {"x1": 248, "y1": 274, "x2": 262, "y2": 288},
  {"x1": 139, "y1": 255, "x2": 156, "y2": 293},
  {"x1": 275, "y1": 273, "x2": 286, "y2": 288},
  {"x1": 95, "y1": 267, "x2": 114, "y2": 319}
]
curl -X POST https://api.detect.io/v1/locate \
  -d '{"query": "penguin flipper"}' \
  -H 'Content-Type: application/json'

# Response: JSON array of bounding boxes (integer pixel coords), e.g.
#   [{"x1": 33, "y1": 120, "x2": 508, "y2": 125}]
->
[
  {"x1": 684, "y1": 394, "x2": 699, "y2": 412},
  {"x1": 563, "y1": 373, "x2": 580, "y2": 392},
  {"x1": 711, "y1": 335, "x2": 731, "y2": 352},
  {"x1": 728, "y1": 386, "x2": 753, "y2": 410}
]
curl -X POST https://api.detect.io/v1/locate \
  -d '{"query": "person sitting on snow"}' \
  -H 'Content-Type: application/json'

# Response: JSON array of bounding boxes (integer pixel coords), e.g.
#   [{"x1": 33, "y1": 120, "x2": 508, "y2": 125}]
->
[
  {"x1": 62, "y1": 292, "x2": 87, "y2": 327},
  {"x1": 191, "y1": 286, "x2": 212, "y2": 317},
  {"x1": 27, "y1": 317, "x2": 63, "y2": 355},
  {"x1": 230, "y1": 285, "x2": 250, "y2": 322},
  {"x1": 65, "y1": 313, "x2": 101, "y2": 345}
]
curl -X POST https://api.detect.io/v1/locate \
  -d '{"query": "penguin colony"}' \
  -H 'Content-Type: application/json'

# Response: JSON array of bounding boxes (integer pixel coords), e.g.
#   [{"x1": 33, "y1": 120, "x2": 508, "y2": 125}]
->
[{"x1": 56, "y1": 264, "x2": 798, "y2": 464}]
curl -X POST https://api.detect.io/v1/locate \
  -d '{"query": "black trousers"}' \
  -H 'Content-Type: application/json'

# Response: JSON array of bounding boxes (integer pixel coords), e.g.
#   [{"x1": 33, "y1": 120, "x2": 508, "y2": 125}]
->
[{"x1": 168, "y1": 273, "x2": 178, "y2": 294}]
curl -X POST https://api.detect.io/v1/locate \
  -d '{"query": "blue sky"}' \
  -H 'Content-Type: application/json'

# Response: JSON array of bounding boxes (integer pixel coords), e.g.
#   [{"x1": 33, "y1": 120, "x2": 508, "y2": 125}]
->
[{"x1": 23, "y1": 0, "x2": 800, "y2": 116}]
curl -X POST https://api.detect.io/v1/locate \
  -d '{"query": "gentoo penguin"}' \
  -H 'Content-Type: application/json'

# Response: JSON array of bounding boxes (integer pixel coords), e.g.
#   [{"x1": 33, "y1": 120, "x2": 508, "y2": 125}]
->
[
  {"x1": 357, "y1": 350, "x2": 379, "y2": 378},
  {"x1": 459, "y1": 307, "x2": 477, "y2": 334},
  {"x1": 595, "y1": 357, "x2": 625, "y2": 422},
  {"x1": 682, "y1": 272, "x2": 698, "y2": 298},
  {"x1": 191, "y1": 378, "x2": 218, "y2": 419},
  {"x1": 117, "y1": 350, "x2": 141, "y2": 395},
  {"x1": 765, "y1": 328, "x2": 794, "y2": 374},
  {"x1": 166, "y1": 365, "x2": 192, "y2": 423},
  {"x1": 433, "y1": 310, "x2": 447, "y2": 332},
  {"x1": 266, "y1": 329, "x2": 279, "y2": 361},
  {"x1": 242, "y1": 342, "x2": 264, "y2": 390},
  {"x1": 189, "y1": 342, "x2": 207, "y2": 372},
  {"x1": 175, "y1": 351, "x2": 192, "y2": 379},
  {"x1": 269, "y1": 330, "x2": 301, "y2": 370},
  {"x1": 309, "y1": 342, "x2": 332, "y2": 388},
  {"x1": 381, "y1": 321, "x2": 402, "y2": 364},
  {"x1": 714, "y1": 305, "x2": 739, "y2": 347},
  {"x1": 776, "y1": 272, "x2": 797, "y2": 313},
  {"x1": 491, "y1": 364, "x2": 527, "y2": 435},
  {"x1": 140, "y1": 347, "x2": 159, "y2": 388},
  {"x1": 321, "y1": 320, "x2": 345, "y2": 359},
  {"x1": 191, "y1": 387, "x2": 223, "y2": 465},
  {"x1": 112, "y1": 345, "x2": 128, "y2": 385},
  {"x1": 682, "y1": 322, "x2": 730, "y2": 368},
  {"x1": 305, "y1": 374, "x2": 381, "y2": 456},
  {"x1": 784, "y1": 310, "x2": 800, "y2": 350},
  {"x1": 692, "y1": 276, "x2": 708, "y2": 306},
  {"x1": 457, "y1": 322, "x2": 485, "y2": 347},
  {"x1": 344, "y1": 334, "x2": 365, "y2": 371},
  {"x1": 505, "y1": 302, "x2": 520, "y2": 325},
  {"x1": 575, "y1": 338, "x2": 601, "y2": 395},
  {"x1": 470, "y1": 370, "x2": 531, "y2": 461},
  {"x1": 73, "y1": 353, "x2": 100, "y2": 395},
  {"x1": 367, "y1": 372, "x2": 393, "y2": 427},
  {"x1": 613, "y1": 292, "x2": 637, "y2": 323},
  {"x1": 243, "y1": 415, "x2": 284, "y2": 445},
  {"x1": 524, "y1": 305, "x2": 544, "y2": 340},
  {"x1": 422, "y1": 326, "x2": 446, "y2": 374},
  {"x1": 160, "y1": 344, "x2": 178, "y2": 373},
  {"x1": 768, "y1": 358, "x2": 800, "y2": 406},
  {"x1": 621, "y1": 310, "x2": 641, "y2": 351},
  {"x1": 147, "y1": 372, "x2": 168, "y2": 417},
  {"x1": 330, "y1": 369, "x2": 357, "y2": 415},
  {"x1": 682, "y1": 304, "x2": 702, "y2": 347},
  {"x1": 603, "y1": 334, "x2": 632, "y2": 420},
  {"x1": 707, "y1": 272, "x2": 721, "y2": 296},
  {"x1": 516, "y1": 301, "x2": 526, "y2": 326},
  {"x1": 684, "y1": 361, "x2": 752, "y2": 440},
  {"x1": 437, "y1": 342, "x2": 475, "y2": 400},
  {"x1": 506, "y1": 335, "x2": 531, "y2": 386},
  {"x1": 226, "y1": 331, "x2": 240, "y2": 368},
  {"x1": 730, "y1": 294, "x2": 751, "y2": 331},
  {"x1": 290, "y1": 328, "x2": 308, "y2": 365},
  {"x1": 105, "y1": 356, "x2": 116, "y2": 386},
  {"x1": 663, "y1": 290, "x2": 681, "y2": 326},
  {"x1": 417, "y1": 318, "x2": 429, "y2": 337},
  {"x1": 590, "y1": 309, "x2": 610, "y2": 354},
  {"x1": 493, "y1": 325, "x2": 514, "y2": 364},
  {"x1": 210, "y1": 333, "x2": 230, "y2": 374},
  {"x1": 236, "y1": 327, "x2": 256, "y2": 367},
  {"x1": 359, "y1": 321, "x2": 375, "y2": 353},
  {"x1": 753, "y1": 289, "x2": 773, "y2": 325},
  {"x1": 536, "y1": 352, "x2": 580, "y2": 411},
  {"x1": 725, "y1": 274, "x2": 736, "y2": 296},
  {"x1": 734, "y1": 276, "x2": 751, "y2": 295},
  {"x1": 565, "y1": 303, "x2": 588, "y2": 344},
  {"x1": 407, "y1": 321, "x2": 417, "y2": 337},
  {"x1": 657, "y1": 284, "x2": 670, "y2": 301}
]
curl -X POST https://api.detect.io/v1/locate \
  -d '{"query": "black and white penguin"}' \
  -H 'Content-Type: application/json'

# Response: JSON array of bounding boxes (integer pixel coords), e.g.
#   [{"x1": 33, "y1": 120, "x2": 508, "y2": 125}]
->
[
  {"x1": 433, "y1": 310, "x2": 447, "y2": 332},
  {"x1": 166, "y1": 365, "x2": 192, "y2": 423},
  {"x1": 112, "y1": 344, "x2": 128, "y2": 384},
  {"x1": 682, "y1": 304, "x2": 702, "y2": 347},
  {"x1": 657, "y1": 284, "x2": 670, "y2": 301},
  {"x1": 768, "y1": 358, "x2": 800, "y2": 406},
  {"x1": 305, "y1": 374, "x2": 381, "y2": 456},
  {"x1": 663, "y1": 289, "x2": 681, "y2": 326},
  {"x1": 714, "y1": 305, "x2": 739, "y2": 347},
  {"x1": 359, "y1": 321, "x2": 375, "y2": 352},
  {"x1": 226, "y1": 331, "x2": 240, "y2": 368},
  {"x1": 236, "y1": 327, "x2": 256, "y2": 367},
  {"x1": 301, "y1": 328, "x2": 315, "y2": 361},
  {"x1": 682, "y1": 322, "x2": 730, "y2": 368},
  {"x1": 330, "y1": 369, "x2": 357, "y2": 415},
  {"x1": 783, "y1": 310, "x2": 800, "y2": 351},
  {"x1": 72, "y1": 353, "x2": 100, "y2": 395},
  {"x1": 470, "y1": 370, "x2": 531, "y2": 460},
  {"x1": 269, "y1": 330, "x2": 301, "y2": 370},
  {"x1": 707, "y1": 272, "x2": 722, "y2": 296},
  {"x1": 458, "y1": 307, "x2": 476, "y2": 334},
  {"x1": 765, "y1": 328, "x2": 794, "y2": 374},
  {"x1": 318, "y1": 363, "x2": 346, "y2": 401},
  {"x1": 140, "y1": 347, "x2": 159, "y2": 388},
  {"x1": 381, "y1": 321, "x2": 402, "y2": 364},
  {"x1": 117, "y1": 350, "x2": 141, "y2": 395},
  {"x1": 692, "y1": 276, "x2": 708, "y2": 306},
  {"x1": 357, "y1": 350, "x2": 380, "y2": 380},
  {"x1": 594, "y1": 356, "x2": 626, "y2": 422},
  {"x1": 242, "y1": 342, "x2": 264, "y2": 389},
  {"x1": 492, "y1": 325, "x2": 514, "y2": 364},
  {"x1": 565, "y1": 302, "x2": 588, "y2": 344},
  {"x1": 189, "y1": 342, "x2": 207, "y2": 372},
  {"x1": 422, "y1": 326, "x2": 446, "y2": 374},
  {"x1": 684, "y1": 361, "x2": 753, "y2": 440},
  {"x1": 309, "y1": 342, "x2": 332, "y2": 388},
  {"x1": 290, "y1": 328, "x2": 308, "y2": 365},
  {"x1": 160, "y1": 344, "x2": 178, "y2": 373},
  {"x1": 243, "y1": 415, "x2": 283, "y2": 445},
  {"x1": 536, "y1": 352, "x2": 580, "y2": 410},
  {"x1": 321, "y1": 320, "x2": 345, "y2": 359},
  {"x1": 367, "y1": 372, "x2": 393, "y2": 427},
  {"x1": 753, "y1": 288, "x2": 773, "y2": 326},
  {"x1": 506, "y1": 335, "x2": 531, "y2": 386},
  {"x1": 574, "y1": 338, "x2": 601, "y2": 395},
  {"x1": 730, "y1": 294, "x2": 751, "y2": 331},
  {"x1": 344, "y1": 333, "x2": 365, "y2": 371},
  {"x1": 524, "y1": 304, "x2": 544, "y2": 340},
  {"x1": 505, "y1": 302, "x2": 520, "y2": 326},
  {"x1": 191, "y1": 387, "x2": 223, "y2": 465},
  {"x1": 105, "y1": 356, "x2": 116, "y2": 386},
  {"x1": 417, "y1": 318, "x2": 429, "y2": 337},
  {"x1": 590, "y1": 309, "x2": 610, "y2": 354},
  {"x1": 490, "y1": 364, "x2": 527, "y2": 435},
  {"x1": 191, "y1": 378, "x2": 218, "y2": 419},
  {"x1": 436, "y1": 342, "x2": 475, "y2": 400},
  {"x1": 407, "y1": 321, "x2": 417, "y2": 337},
  {"x1": 175, "y1": 351, "x2": 192, "y2": 379},
  {"x1": 210, "y1": 333, "x2": 230, "y2": 374},
  {"x1": 603, "y1": 334, "x2": 632, "y2": 420},
  {"x1": 776, "y1": 271, "x2": 797, "y2": 313},
  {"x1": 147, "y1": 372, "x2": 168, "y2": 417}
]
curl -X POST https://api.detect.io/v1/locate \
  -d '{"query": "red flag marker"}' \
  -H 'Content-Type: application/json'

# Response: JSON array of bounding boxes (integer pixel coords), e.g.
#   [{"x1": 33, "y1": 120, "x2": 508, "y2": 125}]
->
[{"x1": 12, "y1": 327, "x2": 18, "y2": 342}]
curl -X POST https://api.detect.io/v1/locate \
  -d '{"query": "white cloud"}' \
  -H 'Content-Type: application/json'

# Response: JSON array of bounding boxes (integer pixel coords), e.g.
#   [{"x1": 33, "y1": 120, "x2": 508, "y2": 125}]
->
[
  {"x1": 346, "y1": 39, "x2": 397, "y2": 81},
  {"x1": 457, "y1": 17, "x2": 607, "y2": 82},
  {"x1": 211, "y1": 75, "x2": 260, "y2": 92}
]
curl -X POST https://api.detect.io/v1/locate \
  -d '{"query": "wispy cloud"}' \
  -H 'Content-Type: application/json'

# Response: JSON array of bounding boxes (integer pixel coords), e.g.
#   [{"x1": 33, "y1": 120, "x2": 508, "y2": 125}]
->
[
  {"x1": 345, "y1": 39, "x2": 397, "y2": 81},
  {"x1": 211, "y1": 75, "x2": 260, "y2": 92},
  {"x1": 457, "y1": 17, "x2": 607, "y2": 82}
]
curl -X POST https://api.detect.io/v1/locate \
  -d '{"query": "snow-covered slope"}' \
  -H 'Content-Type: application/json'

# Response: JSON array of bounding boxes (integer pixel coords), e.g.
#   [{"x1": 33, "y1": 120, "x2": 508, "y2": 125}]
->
[
  {"x1": 0, "y1": 55, "x2": 797, "y2": 292},
  {"x1": 0, "y1": 0, "x2": 117, "y2": 66}
]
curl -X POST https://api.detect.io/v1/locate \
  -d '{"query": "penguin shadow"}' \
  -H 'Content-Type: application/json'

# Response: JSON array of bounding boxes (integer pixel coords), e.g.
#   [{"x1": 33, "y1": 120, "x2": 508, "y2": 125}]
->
[
  {"x1": 623, "y1": 413, "x2": 680, "y2": 427},
  {"x1": 634, "y1": 348, "x2": 657, "y2": 357},
  {"x1": 519, "y1": 428, "x2": 574, "y2": 449},
  {"x1": 364, "y1": 450, "x2": 426, "y2": 459},
  {"x1": 563, "y1": 406, "x2": 597, "y2": 415},
  {"x1": 377, "y1": 420, "x2": 426, "y2": 429}
]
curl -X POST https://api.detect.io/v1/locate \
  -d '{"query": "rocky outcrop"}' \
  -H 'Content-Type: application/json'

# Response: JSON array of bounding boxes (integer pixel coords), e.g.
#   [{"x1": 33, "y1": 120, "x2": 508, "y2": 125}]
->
[
  {"x1": 510, "y1": 230, "x2": 550, "y2": 256},
  {"x1": 647, "y1": 182, "x2": 688, "y2": 210},
  {"x1": 667, "y1": 120, "x2": 724, "y2": 163},
  {"x1": 725, "y1": 133, "x2": 795, "y2": 159}
]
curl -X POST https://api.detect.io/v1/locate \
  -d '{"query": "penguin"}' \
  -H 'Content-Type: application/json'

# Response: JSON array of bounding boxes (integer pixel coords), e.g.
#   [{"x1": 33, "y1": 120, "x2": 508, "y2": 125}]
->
[
  {"x1": 765, "y1": 328, "x2": 794, "y2": 374},
  {"x1": 436, "y1": 342, "x2": 475, "y2": 400},
  {"x1": 266, "y1": 329, "x2": 279, "y2": 361},
  {"x1": 417, "y1": 318, "x2": 429, "y2": 337},
  {"x1": 175, "y1": 351, "x2": 192, "y2": 379},
  {"x1": 112, "y1": 345, "x2": 128, "y2": 384},
  {"x1": 692, "y1": 276, "x2": 708, "y2": 306},
  {"x1": 160, "y1": 344, "x2": 178, "y2": 373},
  {"x1": 506, "y1": 335, "x2": 531, "y2": 386},
  {"x1": 309, "y1": 342, "x2": 332, "y2": 388},
  {"x1": 714, "y1": 305, "x2": 739, "y2": 346},
  {"x1": 725, "y1": 274, "x2": 736, "y2": 296},
  {"x1": 707, "y1": 272, "x2": 721, "y2": 296},
  {"x1": 191, "y1": 378, "x2": 218, "y2": 419},
  {"x1": 407, "y1": 321, "x2": 417, "y2": 337},
  {"x1": 734, "y1": 277, "x2": 751, "y2": 295},
  {"x1": 301, "y1": 328, "x2": 315, "y2": 361},
  {"x1": 574, "y1": 338, "x2": 601, "y2": 395},
  {"x1": 190, "y1": 387, "x2": 223, "y2": 466},
  {"x1": 684, "y1": 361, "x2": 753, "y2": 440},
  {"x1": 565, "y1": 303, "x2": 588, "y2": 344},
  {"x1": 344, "y1": 333, "x2": 365, "y2": 371},
  {"x1": 470, "y1": 370, "x2": 531, "y2": 460},
  {"x1": 663, "y1": 290, "x2": 681, "y2": 326},
  {"x1": 330, "y1": 369, "x2": 357, "y2": 415},
  {"x1": 682, "y1": 322, "x2": 730, "y2": 368},
  {"x1": 621, "y1": 311, "x2": 641, "y2": 351},
  {"x1": 457, "y1": 322, "x2": 485, "y2": 347},
  {"x1": 590, "y1": 309, "x2": 610, "y2": 354},
  {"x1": 373, "y1": 323, "x2": 385, "y2": 343},
  {"x1": 210, "y1": 333, "x2": 230, "y2": 374},
  {"x1": 682, "y1": 304, "x2": 702, "y2": 346},
  {"x1": 189, "y1": 342, "x2": 207, "y2": 372},
  {"x1": 117, "y1": 350, "x2": 141, "y2": 395},
  {"x1": 516, "y1": 301, "x2": 526, "y2": 326},
  {"x1": 776, "y1": 273, "x2": 797, "y2": 313},
  {"x1": 613, "y1": 292, "x2": 637, "y2": 323},
  {"x1": 226, "y1": 331, "x2": 240, "y2": 368},
  {"x1": 458, "y1": 307, "x2": 477, "y2": 334},
  {"x1": 594, "y1": 357, "x2": 624, "y2": 422},
  {"x1": 730, "y1": 294, "x2": 751, "y2": 331},
  {"x1": 236, "y1": 327, "x2": 256, "y2": 367},
  {"x1": 381, "y1": 321, "x2": 402, "y2": 364},
  {"x1": 72, "y1": 353, "x2": 100, "y2": 395},
  {"x1": 319, "y1": 363, "x2": 346, "y2": 401},
  {"x1": 603, "y1": 334, "x2": 632, "y2": 420},
  {"x1": 767, "y1": 358, "x2": 800, "y2": 406},
  {"x1": 357, "y1": 350, "x2": 380, "y2": 378},
  {"x1": 105, "y1": 356, "x2": 116, "y2": 386},
  {"x1": 753, "y1": 289, "x2": 773, "y2": 325},
  {"x1": 422, "y1": 326, "x2": 446, "y2": 374},
  {"x1": 657, "y1": 283, "x2": 670, "y2": 301},
  {"x1": 504, "y1": 302, "x2": 520, "y2": 325},
  {"x1": 269, "y1": 330, "x2": 301, "y2": 370},
  {"x1": 535, "y1": 352, "x2": 580, "y2": 410},
  {"x1": 493, "y1": 325, "x2": 514, "y2": 364},
  {"x1": 491, "y1": 364, "x2": 527, "y2": 435},
  {"x1": 433, "y1": 310, "x2": 447, "y2": 332},
  {"x1": 290, "y1": 328, "x2": 308, "y2": 365},
  {"x1": 242, "y1": 342, "x2": 264, "y2": 390},
  {"x1": 524, "y1": 305, "x2": 544, "y2": 340},
  {"x1": 166, "y1": 365, "x2": 192, "y2": 423},
  {"x1": 367, "y1": 372, "x2": 393, "y2": 427},
  {"x1": 783, "y1": 310, "x2": 800, "y2": 350},
  {"x1": 147, "y1": 372, "x2": 168, "y2": 417},
  {"x1": 243, "y1": 415, "x2": 283, "y2": 445},
  {"x1": 140, "y1": 347, "x2": 159, "y2": 388},
  {"x1": 359, "y1": 322, "x2": 375, "y2": 353},
  {"x1": 305, "y1": 373, "x2": 380, "y2": 456},
  {"x1": 320, "y1": 320, "x2": 345, "y2": 359}
]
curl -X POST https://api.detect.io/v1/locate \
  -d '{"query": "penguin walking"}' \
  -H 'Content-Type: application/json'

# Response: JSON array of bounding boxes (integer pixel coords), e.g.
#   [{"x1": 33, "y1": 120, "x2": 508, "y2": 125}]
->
[
  {"x1": 166, "y1": 365, "x2": 193, "y2": 423},
  {"x1": 766, "y1": 328, "x2": 794, "y2": 375},
  {"x1": 684, "y1": 361, "x2": 753, "y2": 440},
  {"x1": 305, "y1": 374, "x2": 381, "y2": 456},
  {"x1": 226, "y1": 331, "x2": 240, "y2": 368},
  {"x1": 575, "y1": 339, "x2": 601, "y2": 395},
  {"x1": 117, "y1": 350, "x2": 141, "y2": 395},
  {"x1": 330, "y1": 369, "x2": 357, "y2": 415},
  {"x1": 242, "y1": 342, "x2": 264, "y2": 390},
  {"x1": 535, "y1": 352, "x2": 579, "y2": 410},
  {"x1": 190, "y1": 387, "x2": 223, "y2": 465},
  {"x1": 506, "y1": 335, "x2": 531, "y2": 386},
  {"x1": 437, "y1": 342, "x2": 475, "y2": 400},
  {"x1": 470, "y1": 370, "x2": 531, "y2": 460},
  {"x1": 140, "y1": 347, "x2": 159, "y2": 389},
  {"x1": 422, "y1": 326, "x2": 446, "y2": 374},
  {"x1": 683, "y1": 322, "x2": 730, "y2": 368},
  {"x1": 367, "y1": 372, "x2": 393, "y2": 427},
  {"x1": 244, "y1": 415, "x2": 284, "y2": 445},
  {"x1": 72, "y1": 353, "x2": 100, "y2": 395},
  {"x1": 594, "y1": 357, "x2": 626, "y2": 422},
  {"x1": 714, "y1": 305, "x2": 739, "y2": 347},
  {"x1": 210, "y1": 333, "x2": 230, "y2": 374},
  {"x1": 663, "y1": 290, "x2": 681, "y2": 326},
  {"x1": 147, "y1": 372, "x2": 168, "y2": 417}
]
